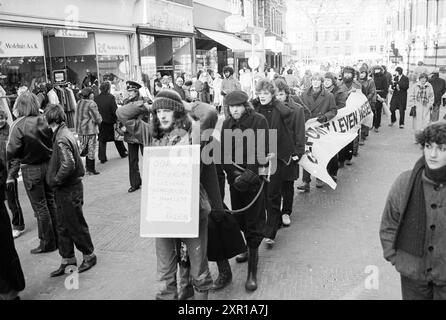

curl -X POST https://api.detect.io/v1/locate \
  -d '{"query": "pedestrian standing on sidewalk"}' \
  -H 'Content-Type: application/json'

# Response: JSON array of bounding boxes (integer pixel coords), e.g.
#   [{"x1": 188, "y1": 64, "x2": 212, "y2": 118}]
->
[
  {"x1": 120, "y1": 81, "x2": 149, "y2": 193},
  {"x1": 252, "y1": 79, "x2": 295, "y2": 248},
  {"x1": 75, "y1": 87, "x2": 102, "y2": 175},
  {"x1": 297, "y1": 73, "x2": 337, "y2": 191},
  {"x1": 429, "y1": 69, "x2": 446, "y2": 122},
  {"x1": 380, "y1": 121, "x2": 446, "y2": 300},
  {"x1": 0, "y1": 110, "x2": 24, "y2": 238},
  {"x1": 409, "y1": 73, "x2": 435, "y2": 136},
  {"x1": 220, "y1": 90, "x2": 269, "y2": 291},
  {"x1": 7, "y1": 92, "x2": 57, "y2": 254},
  {"x1": 45, "y1": 104, "x2": 97, "y2": 277},
  {"x1": 390, "y1": 67, "x2": 410, "y2": 128},
  {"x1": 95, "y1": 82, "x2": 128, "y2": 163},
  {"x1": 372, "y1": 65, "x2": 389, "y2": 132},
  {"x1": 221, "y1": 66, "x2": 242, "y2": 119},
  {"x1": 274, "y1": 79, "x2": 306, "y2": 226},
  {"x1": 117, "y1": 90, "x2": 218, "y2": 300}
]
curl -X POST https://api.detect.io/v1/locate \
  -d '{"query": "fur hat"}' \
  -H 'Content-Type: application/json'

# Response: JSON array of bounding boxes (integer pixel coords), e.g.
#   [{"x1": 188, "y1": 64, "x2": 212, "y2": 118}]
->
[{"x1": 152, "y1": 89, "x2": 185, "y2": 113}]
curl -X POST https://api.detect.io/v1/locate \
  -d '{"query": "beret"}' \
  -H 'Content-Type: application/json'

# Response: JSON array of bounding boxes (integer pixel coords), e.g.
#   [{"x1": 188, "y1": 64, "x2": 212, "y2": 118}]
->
[{"x1": 225, "y1": 91, "x2": 249, "y2": 106}]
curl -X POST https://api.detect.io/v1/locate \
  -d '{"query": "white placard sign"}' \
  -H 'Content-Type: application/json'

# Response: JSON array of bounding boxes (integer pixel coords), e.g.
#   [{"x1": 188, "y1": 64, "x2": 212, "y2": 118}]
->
[{"x1": 140, "y1": 144, "x2": 200, "y2": 238}]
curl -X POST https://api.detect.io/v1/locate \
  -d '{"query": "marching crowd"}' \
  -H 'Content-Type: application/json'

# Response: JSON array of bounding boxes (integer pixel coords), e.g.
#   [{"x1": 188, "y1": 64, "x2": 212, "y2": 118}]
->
[{"x1": 1, "y1": 60, "x2": 446, "y2": 300}]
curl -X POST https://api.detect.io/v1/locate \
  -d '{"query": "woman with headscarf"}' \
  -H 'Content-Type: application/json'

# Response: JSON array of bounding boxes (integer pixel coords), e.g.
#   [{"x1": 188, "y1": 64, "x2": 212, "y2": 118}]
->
[{"x1": 75, "y1": 87, "x2": 102, "y2": 175}]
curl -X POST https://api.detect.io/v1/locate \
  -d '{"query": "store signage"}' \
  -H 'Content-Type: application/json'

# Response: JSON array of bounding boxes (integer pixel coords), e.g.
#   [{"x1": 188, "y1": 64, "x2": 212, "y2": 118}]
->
[
  {"x1": 55, "y1": 29, "x2": 88, "y2": 38},
  {"x1": 145, "y1": 0, "x2": 193, "y2": 33},
  {"x1": 224, "y1": 15, "x2": 248, "y2": 33},
  {"x1": 95, "y1": 33, "x2": 130, "y2": 56},
  {"x1": 0, "y1": 27, "x2": 44, "y2": 57}
]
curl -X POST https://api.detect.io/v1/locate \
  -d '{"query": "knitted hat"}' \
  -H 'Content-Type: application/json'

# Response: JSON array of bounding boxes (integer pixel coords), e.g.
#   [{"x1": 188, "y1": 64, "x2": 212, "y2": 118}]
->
[
  {"x1": 152, "y1": 89, "x2": 185, "y2": 113},
  {"x1": 225, "y1": 91, "x2": 249, "y2": 106}
]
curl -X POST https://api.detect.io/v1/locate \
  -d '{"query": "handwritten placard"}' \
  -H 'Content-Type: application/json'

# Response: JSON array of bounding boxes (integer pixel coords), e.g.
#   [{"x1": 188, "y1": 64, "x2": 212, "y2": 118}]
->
[{"x1": 140, "y1": 145, "x2": 200, "y2": 238}]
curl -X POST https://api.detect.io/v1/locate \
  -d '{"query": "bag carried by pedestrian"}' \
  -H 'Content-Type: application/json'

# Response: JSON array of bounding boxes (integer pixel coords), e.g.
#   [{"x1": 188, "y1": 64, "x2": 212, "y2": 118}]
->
[
  {"x1": 410, "y1": 106, "x2": 416, "y2": 117},
  {"x1": 114, "y1": 122, "x2": 125, "y2": 142},
  {"x1": 382, "y1": 101, "x2": 391, "y2": 118}
]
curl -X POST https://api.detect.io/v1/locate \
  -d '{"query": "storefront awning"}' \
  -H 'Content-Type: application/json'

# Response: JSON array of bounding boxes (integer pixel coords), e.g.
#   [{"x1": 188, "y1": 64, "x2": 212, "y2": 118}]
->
[{"x1": 197, "y1": 28, "x2": 252, "y2": 52}]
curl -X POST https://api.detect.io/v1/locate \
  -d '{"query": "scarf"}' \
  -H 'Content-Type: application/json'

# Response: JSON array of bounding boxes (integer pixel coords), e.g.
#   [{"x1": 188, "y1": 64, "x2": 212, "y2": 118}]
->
[
  {"x1": 416, "y1": 84, "x2": 430, "y2": 106},
  {"x1": 394, "y1": 157, "x2": 446, "y2": 256}
]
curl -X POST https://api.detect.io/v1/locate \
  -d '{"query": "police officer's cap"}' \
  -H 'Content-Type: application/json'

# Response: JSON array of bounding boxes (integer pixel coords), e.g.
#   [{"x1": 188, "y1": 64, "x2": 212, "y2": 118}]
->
[{"x1": 126, "y1": 81, "x2": 142, "y2": 91}]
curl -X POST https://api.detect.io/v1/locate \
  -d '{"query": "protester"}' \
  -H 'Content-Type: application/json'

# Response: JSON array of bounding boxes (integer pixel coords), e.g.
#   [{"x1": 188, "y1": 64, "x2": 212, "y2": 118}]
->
[
  {"x1": 336, "y1": 66, "x2": 363, "y2": 167},
  {"x1": 117, "y1": 89, "x2": 218, "y2": 300},
  {"x1": 358, "y1": 65, "x2": 376, "y2": 145},
  {"x1": 297, "y1": 73, "x2": 337, "y2": 191},
  {"x1": 45, "y1": 104, "x2": 97, "y2": 277},
  {"x1": 390, "y1": 67, "x2": 410, "y2": 128},
  {"x1": 283, "y1": 69, "x2": 301, "y2": 94},
  {"x1": 220, "y1": 90, "x2": 269, "y2": 291},
  {"x1": 409, "y1": 73, "x2": 435, "y2": 134},
  {"x1": 0, "y1": 110, "x2": 24, "y2": 238},
  {"x1": 7, "y1": 92, "x2": 57, "y2": 254},
  {"x1": 429, "y1": 69, "x2": 446, "y2": 122},
  {"x1": 75, "y1": 87, "x2": 102, "y2": 175},
  {"x1": 221, "y1": 66, "x2": 242, "y2": 119},
  {"x1": 372, "y1": 65, "x2": 389, "y2": 132},
  {"x1": 252, "y1": 79, "x2": 296, "y2": 247},
  {"x1": 380, "y1": 121, "x2": 446, "y2": 300},
  {"x1": 173, "y1": 76, "x2": 186, "y2": 101},
  {"x1": 274, "y1": 79, "x2": 306, "y2": 225},
  {"x1": 95, "y1": 82, "x2": 128, "y2": 163}
]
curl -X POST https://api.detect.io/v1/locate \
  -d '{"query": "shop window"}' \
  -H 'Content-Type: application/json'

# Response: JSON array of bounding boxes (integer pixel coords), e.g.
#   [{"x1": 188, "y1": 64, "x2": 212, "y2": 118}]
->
[
  {"x1": 173, "y1": 37, "x2": 192, "y2": 78},
  {"x1": 0, "y1": 56, "x2": 46, "y2": 95},
  {"x1": 140, "y1": 34, "x2": 157, "y2": 82}
]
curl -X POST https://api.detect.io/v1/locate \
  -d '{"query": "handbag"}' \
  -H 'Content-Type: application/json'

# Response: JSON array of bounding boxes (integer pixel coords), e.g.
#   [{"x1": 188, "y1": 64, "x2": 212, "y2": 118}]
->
[
  {"x1": 114, "y1": 123, "x2": 125, "y2": 141},
  {"x1": 409, "y1": 106, "x2": 416, "y2": 117}
]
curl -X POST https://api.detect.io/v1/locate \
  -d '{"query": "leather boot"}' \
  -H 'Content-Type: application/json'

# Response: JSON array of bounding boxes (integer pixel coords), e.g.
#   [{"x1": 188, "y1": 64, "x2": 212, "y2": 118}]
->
[
  {"x1": 245, "y1": 247, "x2": 259, "y2": 292},
  {"x1": 211, "y1": 259, "x2": 232, "y2": 291},
  {"x1": 235, "y1": 251, "x2": 248, "y2": 263},
  {"x1": 86, "y1": 158, "x2": 100, "y2": 175},
  {"x1": 193, "y1": 289, "x2": 208, "y2": 300}
]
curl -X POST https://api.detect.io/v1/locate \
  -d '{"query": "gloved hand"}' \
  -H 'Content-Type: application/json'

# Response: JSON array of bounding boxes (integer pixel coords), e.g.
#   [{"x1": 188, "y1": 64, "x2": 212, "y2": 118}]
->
[
  {"x1": 317, "y1": 115, "x2": 327, "y2": 123},
  {"x1": 233, "y1": 168, "x2": 261, "y2": 192},
  {"x1": 6, "y1": 179, "x2": 14, "y2": 192}
]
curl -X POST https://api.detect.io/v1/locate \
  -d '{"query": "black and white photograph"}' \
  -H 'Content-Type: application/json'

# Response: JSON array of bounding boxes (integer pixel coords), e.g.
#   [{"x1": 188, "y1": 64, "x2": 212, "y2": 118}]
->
[{"x1": 1, "y1": 0, "x2": 446, "y2": 308}]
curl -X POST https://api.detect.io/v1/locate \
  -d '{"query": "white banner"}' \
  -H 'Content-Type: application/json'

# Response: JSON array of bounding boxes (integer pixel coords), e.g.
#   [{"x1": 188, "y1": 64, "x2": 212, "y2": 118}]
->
[
  {"x1": 0, "y1": 27, "x2": 44, "y2": 57},
  {"x1": 298, "y1": 92, "x2": 374, "y2": 190}
]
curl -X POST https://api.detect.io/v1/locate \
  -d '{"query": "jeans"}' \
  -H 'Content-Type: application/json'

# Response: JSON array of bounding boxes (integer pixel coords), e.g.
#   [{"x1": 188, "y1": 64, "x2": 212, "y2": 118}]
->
[
  {"x1": 401, "y1": 275, "x2": 446, "y2": 300},
  {"x1": 54, "y1": 182, "x2": 94, "y2": 260},
  {"x1": 280, "y1": 181, "x2": 294, "y2": 216},
  {"x1": 128, "y1": 143, "x2": 143, "y2": 188},
  {"x1": 265, "y1": 162, "x2": 285, "y2": 241},
  {"x1": 373, "y1": 102, "x2": 383, "y2": 128},
  {"x1": 21, "y1": 163, "x2": 57, "y2": 249},
  {"x1": 98, "y1": 140, "x2": 127, "y2": 161},
  {"x1": 155, "y1": 215, "x2": 213, "y2": 300},
  {"x1": 5, "y1": 179, "x2": 24, "y2": 231}
]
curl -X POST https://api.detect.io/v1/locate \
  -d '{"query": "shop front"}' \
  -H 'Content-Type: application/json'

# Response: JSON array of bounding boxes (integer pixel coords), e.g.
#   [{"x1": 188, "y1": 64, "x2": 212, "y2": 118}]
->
[
  {"x1": 137, "y1": 0, "x2": 195, "y2": 87},
  {"x1": 0, "y1": 26, "x2": 46, "y2": 96}
]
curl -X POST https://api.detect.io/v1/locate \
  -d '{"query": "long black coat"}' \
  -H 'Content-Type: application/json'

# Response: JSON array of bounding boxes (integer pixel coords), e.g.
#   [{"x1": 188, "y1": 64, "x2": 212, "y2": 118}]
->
[
  {"x1": 0, "y1": 193, "x2": 25, "y2": 294},
  {"x1": 390, "y1": 75, "x2": 410, "y2": 110},
  {"x1": 95, "y1": 92, "x2": 119, "y2": 142},
  {"x1": 281, "y1": 97, "x2": 306, "y2": 181}
]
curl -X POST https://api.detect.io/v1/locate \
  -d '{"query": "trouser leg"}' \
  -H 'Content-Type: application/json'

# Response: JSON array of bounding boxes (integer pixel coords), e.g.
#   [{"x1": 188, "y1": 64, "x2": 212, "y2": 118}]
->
[
  {"x1": 127, "y1": 143, "x2": 142, "y2": 188},
  {"x1": 281, "y1": 180, "x2": 294, "y2": 216},
  {"x1": 6, "y1": 179, "x2": 24, "y2": 231},
  {"x1": 391, "y1": 107, "x2": 397, "y2": 123},
  {"x1": 400, "y1": 275, "x2": 433, "y2": 300},
  {"x1": 302, "y1": 169, "x2": 311, "y2": 183},
  {"x1": 399, "y1": 106, "x2": 405, "y2": 125},
  {"x1": 114, "y1": 141, "x2": 127, "y2": 157},
  {"x1": 374, "y1": 102, "x2": 383, "y2": 128},
  {"x1": 155, "y1": 238, "x2": 178, "y2": 300},
  {"x1": 98, "y1": 141, "x2": 107, "y2": 162},
  {"x1": 265, "y1": 170, "x2": 283, "y2": 240}
]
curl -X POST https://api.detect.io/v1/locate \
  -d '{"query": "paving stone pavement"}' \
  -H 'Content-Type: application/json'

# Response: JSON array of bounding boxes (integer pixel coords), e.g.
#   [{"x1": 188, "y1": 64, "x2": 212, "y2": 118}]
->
[{"x1": 11, "y1": 110, "x2": 420, "y2": 300}]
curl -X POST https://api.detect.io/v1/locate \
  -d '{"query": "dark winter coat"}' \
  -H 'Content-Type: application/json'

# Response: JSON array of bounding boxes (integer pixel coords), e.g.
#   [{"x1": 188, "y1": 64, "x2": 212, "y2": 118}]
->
[
  {"x1": 252, "y1": 98, "x2": 296, "y2": 164},
  {"x1": 334, "y1": 80, "x2": 364, "y2": 109},
  {"x1": 359, "y1": 78, "x2": 377, "y2": 108},
  {"x1": 46, "y1": 123, "x2": 85, "y2": 189},
  {"x1": 373, "y1": 73, "x2": 389, "y2": 100},
  {"x1": 390, "y1": 75, "x2": 410, "y2": 110},
  {"x1": 301, "y1": 87, "x2": 337, "y2": 120},
  {"x1": 429, "y1": 75, "x2": 446, "y2": 106},
  {"x1": 95, "y1": 92, "x2": 119, "y2": 142},
  {"x1": 281, "y1": 97, "x2": 306, "y2": 181}
]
